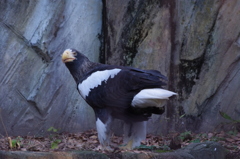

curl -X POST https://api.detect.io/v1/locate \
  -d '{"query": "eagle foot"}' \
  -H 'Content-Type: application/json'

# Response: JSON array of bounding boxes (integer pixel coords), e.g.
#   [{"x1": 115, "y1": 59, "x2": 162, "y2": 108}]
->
[
  {"x1": 95, "y1": 145, "x2": 114, "y2": 152},
  {"x1": 120, "y1": 140, "x2": 133, "y2": 150}
]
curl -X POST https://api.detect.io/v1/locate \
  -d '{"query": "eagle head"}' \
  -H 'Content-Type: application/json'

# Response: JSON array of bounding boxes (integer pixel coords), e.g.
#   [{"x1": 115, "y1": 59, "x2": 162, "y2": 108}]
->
[
  {"x1": 61, "y1": 48, "x2": 94, "y2": 82},
  {"x1": 61, "y1": 49, "x2": 77, "y2": 63}
]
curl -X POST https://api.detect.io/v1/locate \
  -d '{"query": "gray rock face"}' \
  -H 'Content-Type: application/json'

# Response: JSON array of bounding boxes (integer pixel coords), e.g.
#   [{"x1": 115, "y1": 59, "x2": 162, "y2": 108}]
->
[
  {"x1": 0, "y1": 0, "x2": 239, "y2": 137},
  {"x1": 0, "y1": 0, "x2": 102, "y2": 136},
  {"x1": 104, "y1": 0, "x2": 240, "y2": 134}
]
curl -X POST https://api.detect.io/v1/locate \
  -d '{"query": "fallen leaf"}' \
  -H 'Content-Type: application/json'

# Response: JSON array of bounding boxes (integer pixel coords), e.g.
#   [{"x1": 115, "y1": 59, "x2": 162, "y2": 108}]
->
[
  {"x1": 208, "y1": 133, "x2": 214, "y2": 139},
  {"x1": 225, "y1": 138, "x2": 235, "y2": 142}
]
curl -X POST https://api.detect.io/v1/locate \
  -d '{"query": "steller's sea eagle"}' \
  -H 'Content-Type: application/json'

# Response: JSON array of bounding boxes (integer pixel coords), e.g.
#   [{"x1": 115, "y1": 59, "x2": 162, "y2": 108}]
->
[{"x1": 61, "y1": 48, "x2": 177, "y2": 150}]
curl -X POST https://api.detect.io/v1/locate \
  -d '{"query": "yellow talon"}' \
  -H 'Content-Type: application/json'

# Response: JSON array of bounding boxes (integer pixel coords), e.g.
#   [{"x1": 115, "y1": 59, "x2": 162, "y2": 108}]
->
[{"x1": 120, "y1": 140, "x2": 133, "y2": 150}]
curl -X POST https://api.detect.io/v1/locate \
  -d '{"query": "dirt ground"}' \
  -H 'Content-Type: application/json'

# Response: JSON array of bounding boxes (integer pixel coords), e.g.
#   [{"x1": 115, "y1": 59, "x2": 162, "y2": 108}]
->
[{"x1": 0, "y1": 129, "x2": 239, "y2": 158}]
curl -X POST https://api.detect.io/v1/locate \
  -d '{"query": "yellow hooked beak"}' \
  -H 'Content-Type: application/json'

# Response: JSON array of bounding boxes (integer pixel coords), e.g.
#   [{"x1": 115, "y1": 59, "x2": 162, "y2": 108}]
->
[{"x1": 61, "y1": 49, "x2": 77, "y2": 63}]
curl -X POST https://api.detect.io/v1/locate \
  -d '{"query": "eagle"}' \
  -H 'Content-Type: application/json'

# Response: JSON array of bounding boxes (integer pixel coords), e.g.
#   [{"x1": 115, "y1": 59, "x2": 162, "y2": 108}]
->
[{"x1": 61, "y1": 48, "x2": 177, "y2": 150}]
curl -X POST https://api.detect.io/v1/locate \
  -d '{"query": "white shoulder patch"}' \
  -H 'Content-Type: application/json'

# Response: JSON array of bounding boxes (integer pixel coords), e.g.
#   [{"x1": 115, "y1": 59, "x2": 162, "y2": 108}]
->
[{"x1": 78, "y1": 68, "x2": 121, "y2": 99}]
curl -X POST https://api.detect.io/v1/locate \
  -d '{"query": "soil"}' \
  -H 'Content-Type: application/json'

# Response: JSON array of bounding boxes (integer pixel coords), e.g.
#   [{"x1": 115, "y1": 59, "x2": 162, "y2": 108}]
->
[{"x1": 0, "y1": 129, "x2": 239, "y2": 158}]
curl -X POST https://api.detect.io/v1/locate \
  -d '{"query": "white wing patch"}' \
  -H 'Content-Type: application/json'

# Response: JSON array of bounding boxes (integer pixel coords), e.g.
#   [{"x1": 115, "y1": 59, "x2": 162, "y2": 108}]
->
[
  {"x1": 131, "y1": 88, "x2": 177, "y2": 108},
  {"x1": 78, "y1": 69, "x2": 121, "y2": 99}
]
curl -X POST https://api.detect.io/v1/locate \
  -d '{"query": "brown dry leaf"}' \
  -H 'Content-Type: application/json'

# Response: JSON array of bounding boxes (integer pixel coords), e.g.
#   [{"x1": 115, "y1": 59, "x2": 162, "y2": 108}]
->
[
  {"x1": 208, "y1": 133, "x2": 214, "y2": 139},
  {"x1": 111, "y1": 136, "x2": 122, "y2": 145},
  {"x1": 89, "y1": 135, "x2": 98, "y2": 139},
  {"x1": 67, "y1": 145, "x2": 75, "y2": 149},
  {"x1": 88, "y1": 139, "x2": 98, "y2": 144},
  {"x1": 82, "y1": 137, "x2": 88, "y2": 141},
  {"x1": 236, "y1": 141, "x2": 240, "y2": 145},
  {"x1": 67, "y1": 139, "x2": 75, "y2": 144},
  {"x1": 218, "y1": 131, "x2": 226, "y2": 137},
  {"x1": 225, "y1": 138, "x2": 235, "y2": 142},
  {"x1": 76, "y1": 143, "x2": 83, "y2": 148},
  {"x1": 232, "y1": 136, "x2": 240, "y2": 141}
]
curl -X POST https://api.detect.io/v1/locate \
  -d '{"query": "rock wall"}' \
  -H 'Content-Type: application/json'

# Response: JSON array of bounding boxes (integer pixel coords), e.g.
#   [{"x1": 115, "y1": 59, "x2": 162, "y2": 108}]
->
[
  {"x1": 0, "y1": 0, "x2": 102, "y2": 136},
  {"x1": 0, "y1": 0, "x2": 239, "y2": 137},
  {"x1": 104, "y1": 0, "x2": 240, "y2": 134}
]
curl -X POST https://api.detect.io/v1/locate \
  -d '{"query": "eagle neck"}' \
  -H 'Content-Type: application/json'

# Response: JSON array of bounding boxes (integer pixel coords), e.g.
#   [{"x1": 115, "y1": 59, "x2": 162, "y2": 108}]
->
[{"x1": 66, "y1": 58, "x2": 99, "y2": 84}]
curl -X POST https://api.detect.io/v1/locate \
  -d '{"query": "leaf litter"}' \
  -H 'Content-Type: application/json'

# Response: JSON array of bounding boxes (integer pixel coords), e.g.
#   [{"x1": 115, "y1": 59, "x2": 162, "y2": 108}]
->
[{"x1": 0, "y1": 129, "x2": 239, "y2": 157}]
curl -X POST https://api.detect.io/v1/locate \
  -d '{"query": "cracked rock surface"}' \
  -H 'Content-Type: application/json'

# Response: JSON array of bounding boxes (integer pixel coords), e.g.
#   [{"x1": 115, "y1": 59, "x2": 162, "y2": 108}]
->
[
  {"x1": 0, "y1": 0, "x2": 240, "y2": 139},
  {"x1": 0, "y1": 0, "x2": 102, "y2": 136},
  {"x1": 104, "y1": 0, "x2": 240, "y2": 134}
]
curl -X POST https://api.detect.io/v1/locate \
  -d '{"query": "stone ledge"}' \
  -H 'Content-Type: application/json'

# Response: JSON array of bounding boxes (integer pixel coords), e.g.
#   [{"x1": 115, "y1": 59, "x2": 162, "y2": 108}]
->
[{"x1": 0, "y1": 142, "x2": 228, "y2": 159}]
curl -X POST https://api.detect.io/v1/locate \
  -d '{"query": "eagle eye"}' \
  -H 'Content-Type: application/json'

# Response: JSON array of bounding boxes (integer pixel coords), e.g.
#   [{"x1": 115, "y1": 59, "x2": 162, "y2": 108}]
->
[{"x1": 72, "y1": 52, "x2": 77, "y2": 56}]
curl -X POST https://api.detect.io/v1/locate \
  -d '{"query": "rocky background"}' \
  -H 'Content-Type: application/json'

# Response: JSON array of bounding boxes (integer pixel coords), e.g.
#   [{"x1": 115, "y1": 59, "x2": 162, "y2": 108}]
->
[
  {"x1": 103, "y1": 0, "x2": 240, "y2": 134},
  {"x1": 0, "y1": 0, "x2": 101, "y2": 136},
  {"x1": 0, "y1": 0, "x2": 239, "y2": 137}
]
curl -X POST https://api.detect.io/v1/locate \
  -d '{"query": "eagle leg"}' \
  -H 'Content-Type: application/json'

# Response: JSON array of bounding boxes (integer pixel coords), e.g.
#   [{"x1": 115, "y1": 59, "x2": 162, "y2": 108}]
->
[
  {"x1": 122, "y1": 121, "x2": 147, "y2": 150},
  {"x1": 96, "y1": 117, "x2": 111, "y2": 146},
  {"x1": 95, "y1": 108, "x2": 113, "y2": 151}
]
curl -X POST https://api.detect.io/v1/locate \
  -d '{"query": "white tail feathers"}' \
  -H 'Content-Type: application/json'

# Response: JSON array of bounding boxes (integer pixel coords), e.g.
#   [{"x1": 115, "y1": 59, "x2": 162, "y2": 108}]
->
[{"x1": 131, "y1": 88, "x2": 177, "y2": 108}]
